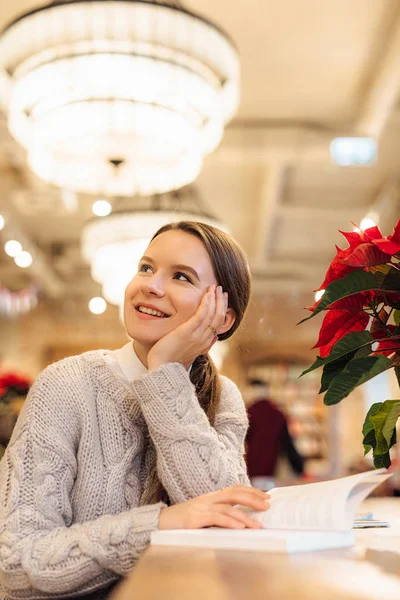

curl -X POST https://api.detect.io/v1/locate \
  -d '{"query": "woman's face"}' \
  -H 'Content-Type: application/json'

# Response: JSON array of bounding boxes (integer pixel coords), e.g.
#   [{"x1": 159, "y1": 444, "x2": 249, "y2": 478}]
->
[{"x1": 124, "y1": 230, "x2": 218, "y2": 346}]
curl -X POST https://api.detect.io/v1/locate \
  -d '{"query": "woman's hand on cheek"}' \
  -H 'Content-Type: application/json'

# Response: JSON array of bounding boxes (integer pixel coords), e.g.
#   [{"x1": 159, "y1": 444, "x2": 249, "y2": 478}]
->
[{"x1": 147, "y1": 285, "x2": 225, "y2": 371}]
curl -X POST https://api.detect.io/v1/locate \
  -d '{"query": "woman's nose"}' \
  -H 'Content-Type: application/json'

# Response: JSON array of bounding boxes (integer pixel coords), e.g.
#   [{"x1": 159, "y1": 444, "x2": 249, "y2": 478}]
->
[{"x1": 141, "y1": 276, "x2": 165, "y2": 297}]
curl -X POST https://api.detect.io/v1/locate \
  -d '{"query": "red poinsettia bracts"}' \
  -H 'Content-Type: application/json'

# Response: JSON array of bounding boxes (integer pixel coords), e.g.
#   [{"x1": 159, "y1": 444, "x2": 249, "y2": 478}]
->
[
  {"x1": 300, "y1": 219, "x2": 400, "y2": 470},
  {"x1": 308, "y1": 220, "x2": 400, "y2": 357},
  {"x1": 315, "y1": 222, "x2": 400, "y2": 294},
  {"x1": 313, "y1": 310, "x2": 370, "y2": 357},
  {"x1": 372, "y1": 220, "x2": 400, "y2": 256},
  {"x1": 0, "y1": 372, "x2": 31, "y2": 398},
  {"x1": 315, "y1": 246, "x2": 357, "y2": 292}
]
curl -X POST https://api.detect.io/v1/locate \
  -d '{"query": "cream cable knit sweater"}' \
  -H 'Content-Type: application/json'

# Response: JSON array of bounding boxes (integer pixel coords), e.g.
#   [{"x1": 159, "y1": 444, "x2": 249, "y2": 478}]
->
[{"x1": 0, "y1": 350, "x2": 249, "y2": 599}]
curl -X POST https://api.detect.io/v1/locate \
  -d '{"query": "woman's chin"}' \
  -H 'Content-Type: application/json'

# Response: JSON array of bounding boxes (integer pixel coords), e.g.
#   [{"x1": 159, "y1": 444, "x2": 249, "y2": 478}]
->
[{"x1": 129, "y1": 331, "x2": 164, "y2": 346}]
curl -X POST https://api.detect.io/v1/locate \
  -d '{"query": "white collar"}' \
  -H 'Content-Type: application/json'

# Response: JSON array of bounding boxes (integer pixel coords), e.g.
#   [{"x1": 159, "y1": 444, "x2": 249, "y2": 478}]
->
[{"x1": 115, "y1": 341, "x2": 148, "y2": 381}]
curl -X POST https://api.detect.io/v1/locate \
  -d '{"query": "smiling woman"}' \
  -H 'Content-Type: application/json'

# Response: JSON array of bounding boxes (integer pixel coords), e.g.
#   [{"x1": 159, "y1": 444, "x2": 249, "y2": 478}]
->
[{"x1": 0, "y1": 221, "x2": 267, "y2": 600}]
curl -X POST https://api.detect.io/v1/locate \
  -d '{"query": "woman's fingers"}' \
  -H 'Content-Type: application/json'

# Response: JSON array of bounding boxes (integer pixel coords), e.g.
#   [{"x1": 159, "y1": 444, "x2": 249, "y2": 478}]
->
[
  {"x1": 213, "y1": 486, "x2": 270, "y2": 511},
  {"x1": 213, "y1": 286, "x2": 226, "y2": 332},
  {"x1": 205, "y1": 512, "x2": 246, "y2": 530},
  {"x1": 216, "y1": 504, "x2": 263, "y2": 529},
  {"x1": 214, "y1": 484, "x2": 269, "y2": 501},
  {"x1": 185, "y1": 285, "x2": 215, "y2": 334},
  {"x1": 185, "y1": 285, "x2": 227, "y2": 341}
]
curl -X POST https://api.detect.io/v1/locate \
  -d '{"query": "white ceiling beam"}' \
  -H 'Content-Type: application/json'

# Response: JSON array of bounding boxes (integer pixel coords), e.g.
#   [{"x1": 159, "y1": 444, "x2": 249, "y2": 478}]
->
[
  {"x1": 212, "y1": 126, "x2": 341, "y2": 165},
  {"x1": 355, "y1": 15, "x2": 400, "y2": 139},
  {"x1": 278, "y1": 205, "x2": 362, "y2": 221},
  {"x1": 252, "y1": 162, "x2": 287, "y2": 265}
]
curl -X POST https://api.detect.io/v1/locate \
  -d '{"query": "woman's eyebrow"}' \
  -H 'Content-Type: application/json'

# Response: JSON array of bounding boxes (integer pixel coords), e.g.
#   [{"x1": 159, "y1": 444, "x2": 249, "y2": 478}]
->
[
  {"x1": 171, "y1": 264, "x2": 200, "y2": 282},
  {"x1": 139, "y1": 256, "x2": 200, "y2": 282},
  {"x1": 140, "y1": 255, "x2": 154, "y2": 264}
]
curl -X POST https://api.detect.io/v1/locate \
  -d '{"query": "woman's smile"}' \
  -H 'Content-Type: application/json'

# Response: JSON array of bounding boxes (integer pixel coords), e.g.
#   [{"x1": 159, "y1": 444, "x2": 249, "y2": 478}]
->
[{"x1": 134, "y1": 302, "x2": 171, "y2": 320}]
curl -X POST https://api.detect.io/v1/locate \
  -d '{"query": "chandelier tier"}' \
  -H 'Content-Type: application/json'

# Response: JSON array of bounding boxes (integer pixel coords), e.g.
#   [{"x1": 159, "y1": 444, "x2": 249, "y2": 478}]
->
[
  {"x1": 0, "y1": 0, "x2": 240, "y2": 196},
  {"x1": 81, "y1": 187, "x2": 229, "y2": 306}
]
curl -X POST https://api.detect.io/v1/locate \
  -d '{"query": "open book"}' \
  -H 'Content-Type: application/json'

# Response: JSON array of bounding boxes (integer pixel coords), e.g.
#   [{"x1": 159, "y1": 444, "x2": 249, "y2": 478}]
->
[{"x1": 151, "y1": 469, "x2": 391, "y2": 553}]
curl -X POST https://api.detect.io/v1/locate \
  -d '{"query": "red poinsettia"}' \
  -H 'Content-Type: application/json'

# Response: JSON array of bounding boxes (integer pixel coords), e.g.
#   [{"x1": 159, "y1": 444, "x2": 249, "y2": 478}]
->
[
  {"x1": 0, "y1": 372, "x2": 31, "y2": 398},
  {"x1": 300, "y1": 219, "x2": 400, "y2": 469}
]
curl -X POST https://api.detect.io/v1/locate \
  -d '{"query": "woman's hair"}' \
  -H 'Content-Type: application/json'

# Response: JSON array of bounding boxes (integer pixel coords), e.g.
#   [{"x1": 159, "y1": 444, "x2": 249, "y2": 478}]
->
[{"x1": 142, "y1": 221, "x2": 251, "y2": 505}]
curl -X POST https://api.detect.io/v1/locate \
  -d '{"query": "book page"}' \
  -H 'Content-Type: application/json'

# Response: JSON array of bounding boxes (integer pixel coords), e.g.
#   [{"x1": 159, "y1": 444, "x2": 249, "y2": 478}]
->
[
  {"x1": 345, "y1": 474, "x2": 391, "y2": 524},
  {"x1": 245, "y1": 469, "x2": 388, "y2": 532}
]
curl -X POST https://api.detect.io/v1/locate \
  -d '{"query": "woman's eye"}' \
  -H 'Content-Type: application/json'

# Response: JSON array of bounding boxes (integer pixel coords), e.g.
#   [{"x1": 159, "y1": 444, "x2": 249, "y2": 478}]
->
[
  {"x1": 139, "y1": 264, "x2": 152, "y2": 273},
  {"x1": 174, "y1": 271, "x2": 192, "y2": 283}
]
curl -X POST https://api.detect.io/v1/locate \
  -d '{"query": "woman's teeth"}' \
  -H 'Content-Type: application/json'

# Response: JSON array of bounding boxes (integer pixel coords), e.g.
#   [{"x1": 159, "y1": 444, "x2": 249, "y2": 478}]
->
[{"x1": 137, "y1": 306, "x2": 167, "y2": 318}]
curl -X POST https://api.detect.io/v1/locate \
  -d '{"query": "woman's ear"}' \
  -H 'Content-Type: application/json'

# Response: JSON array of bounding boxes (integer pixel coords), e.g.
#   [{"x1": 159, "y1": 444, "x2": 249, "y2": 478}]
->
[{"x1": 218, "y1": 307, "x2": 236, "y2": 335}]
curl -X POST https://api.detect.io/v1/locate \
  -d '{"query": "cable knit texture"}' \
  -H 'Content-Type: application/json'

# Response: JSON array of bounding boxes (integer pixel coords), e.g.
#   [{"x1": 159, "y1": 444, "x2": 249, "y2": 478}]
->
[{"x1": 0, "y1": 351, "x2": 249, "y2": 599}]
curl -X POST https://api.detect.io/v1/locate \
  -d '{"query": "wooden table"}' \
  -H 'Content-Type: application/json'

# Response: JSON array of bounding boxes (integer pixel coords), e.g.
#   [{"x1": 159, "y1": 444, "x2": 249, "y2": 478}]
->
[{"x1": 111, "y1": 499, "x2": 400, "y2": 600}]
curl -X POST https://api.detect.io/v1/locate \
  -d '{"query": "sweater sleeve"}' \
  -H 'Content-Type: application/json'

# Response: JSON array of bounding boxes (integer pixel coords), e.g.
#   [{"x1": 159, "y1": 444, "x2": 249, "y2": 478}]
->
[
  {"x1": 131, "y1": 363, "x2": 250, "y2": 504},
  {"x1": 0, "y1": 364, "x2": 165, "y2": 599}
]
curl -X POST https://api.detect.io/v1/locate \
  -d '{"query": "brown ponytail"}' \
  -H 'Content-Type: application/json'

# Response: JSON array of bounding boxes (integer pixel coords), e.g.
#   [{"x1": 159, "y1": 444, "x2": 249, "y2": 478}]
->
[{"x1": 141, "y1": 354, "x2": 220, "y2": 505}]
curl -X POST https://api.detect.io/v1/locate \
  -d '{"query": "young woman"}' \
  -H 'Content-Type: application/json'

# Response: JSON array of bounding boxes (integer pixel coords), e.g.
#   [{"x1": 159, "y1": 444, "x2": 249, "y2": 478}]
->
[{"x1": 0, "y1": 221, "x2": 270, "y2": 599}]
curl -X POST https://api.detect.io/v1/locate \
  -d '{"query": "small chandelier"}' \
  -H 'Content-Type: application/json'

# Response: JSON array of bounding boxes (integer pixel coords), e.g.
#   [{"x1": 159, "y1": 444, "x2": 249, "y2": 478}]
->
[
  {"x1": 0, "y1": 0, "x2": 240, "y2": 196},
  {"x1": 81, "y1": 187, "x2": 229, "y2": 306}
]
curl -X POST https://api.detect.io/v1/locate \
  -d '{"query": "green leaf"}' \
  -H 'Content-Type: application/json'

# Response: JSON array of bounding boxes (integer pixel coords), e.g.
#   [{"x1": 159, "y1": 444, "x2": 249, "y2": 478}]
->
[
  {"x1": 300, "y1": 331, "x2": 374, "y2": 377},
  {"x1": 394, "y1": 310, "x2": 400, "y2": 326},
  {"x1": 319, "y1": 342, "x2": 372, "y2": 393},
  {"x1": 320, "y1": 358, "x2": 349, "y2": 393},
  {"x1": 362, "y1": 402, "x2": 382, "y2": 454},
  {"x1": 323, "y1": 355, "x2": 394, "y2": 405},
  {"x1": 373, "y1": 453, "x2": 391, "y2": 469},
  {"x1": 298, "y1": 270, "x2": 379, "y2": 323},
  {"x1": 370, "y1": 400, "x2": 400, "y2": 448},
  {"x1": 382, "y1": 269, "x2": 400, "y2": 292},
  {"x1": 362, "y1": 429, "x2": 377, "y2": 455},
  {"x1": 390, "y1": 427, "x2": 397, "y2": 450},
  {"x1": 362, "y1": 400, "x2": 400, "y2": 468}
]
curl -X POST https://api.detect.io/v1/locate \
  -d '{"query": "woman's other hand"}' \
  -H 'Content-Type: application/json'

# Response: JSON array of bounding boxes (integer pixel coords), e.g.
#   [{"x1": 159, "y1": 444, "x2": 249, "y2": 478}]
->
[
  {"x1": 147, "y1": 284, "x2": 227, "y2": 371},
  {"x1": 158, "y1": 485, "x2": 270, "y2": 530}
]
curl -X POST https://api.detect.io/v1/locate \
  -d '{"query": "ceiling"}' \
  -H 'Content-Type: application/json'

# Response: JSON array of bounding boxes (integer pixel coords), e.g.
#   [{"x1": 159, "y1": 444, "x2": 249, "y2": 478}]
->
[{"x1": 1, "y1": 0, "x2": 400, "y2": 360}]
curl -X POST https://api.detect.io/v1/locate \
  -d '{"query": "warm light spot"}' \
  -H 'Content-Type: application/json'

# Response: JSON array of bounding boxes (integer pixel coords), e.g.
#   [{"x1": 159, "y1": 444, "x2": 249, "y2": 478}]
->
[
  {"x1": 360, "y1": 217, "x2": 377, "y2": 230},
  {"x1": 14, "y1": 251, "x2": 32, "y2": 268},
  {"x1": 0, "y1": 215, "x2": 4, "y2": 231},
  {"x1": 89, "y1": 296, "x2": 107, "y2": 314},
  {"x1": 4, "y1": 240, "x2": 22, "y2": 257},
  {"x1": 92, "y1": 200, "x2": 112, "y2": 217},
  {"x1": 314, "y1": 289, "x2": 325, "y2": 302}
]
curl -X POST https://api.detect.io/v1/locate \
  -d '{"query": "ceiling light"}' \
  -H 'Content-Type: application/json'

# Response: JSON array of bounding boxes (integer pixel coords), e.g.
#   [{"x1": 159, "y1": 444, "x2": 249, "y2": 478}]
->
[
  {"x1": 0, "y1": 0, "x2": 239, "y2": 197},
  {"x1": 4, "y1": 239, "x2": 22, "y2": 257},
  {"x1": 92, "y1": 200, "x2": 112, "y2": 217},
  {"x1": 14, "y1": 250, "x2": 33, "y2": 268},
  {"x1": 81, "y1": 188, "x2": 229, "y2": 306},
  {"x1": 330, "y1": 137, "x2": 377, "y2": 166},
  {"x1": 89, "y1": 296, "x2": 107, "y2": 314}
]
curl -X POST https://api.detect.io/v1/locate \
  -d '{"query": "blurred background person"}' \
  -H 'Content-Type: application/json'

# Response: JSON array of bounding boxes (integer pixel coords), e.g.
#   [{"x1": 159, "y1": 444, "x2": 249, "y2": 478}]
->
[{"x1": 244, "y1": 378, "x2": 305, "y2": 489}]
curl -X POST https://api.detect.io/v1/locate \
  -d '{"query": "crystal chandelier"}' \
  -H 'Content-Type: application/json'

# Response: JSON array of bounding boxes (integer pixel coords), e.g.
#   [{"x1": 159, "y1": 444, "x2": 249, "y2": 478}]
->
[
  {"x1": 0, "y1": 0, "x2": 240, "y2": 196},
  {"x1": 81, "y1": 187, "x2": 229, "y2": 306}
]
